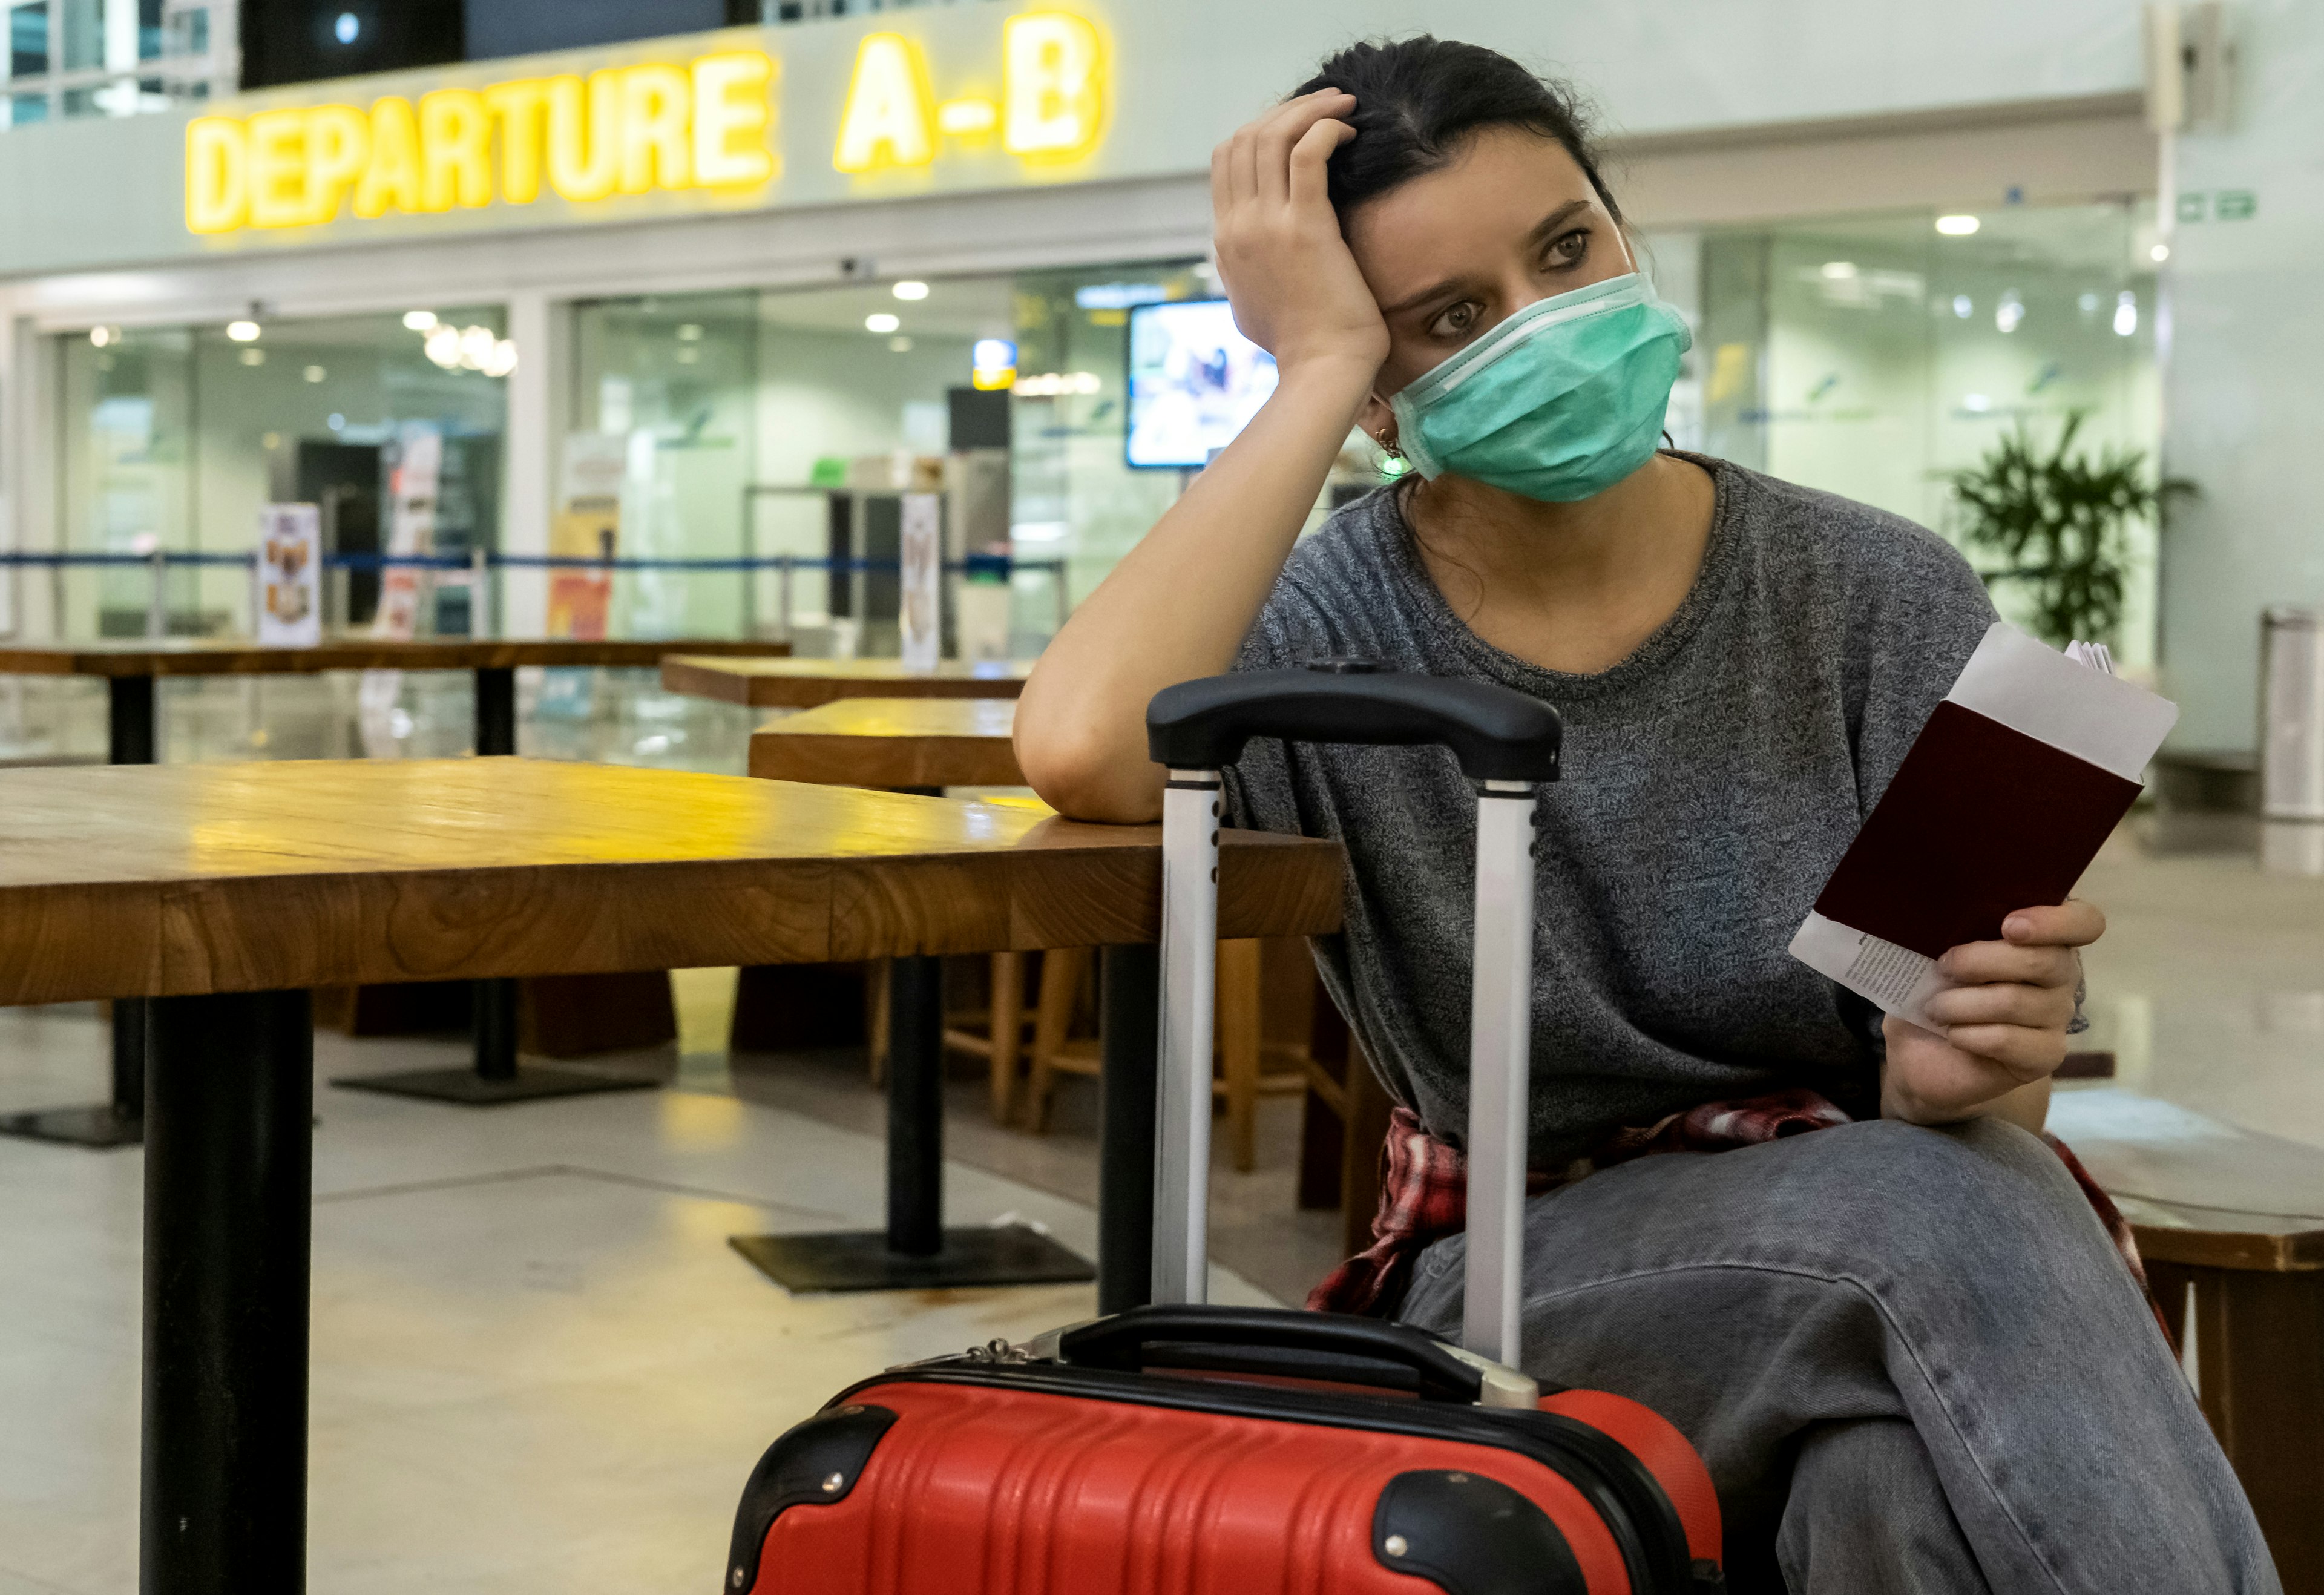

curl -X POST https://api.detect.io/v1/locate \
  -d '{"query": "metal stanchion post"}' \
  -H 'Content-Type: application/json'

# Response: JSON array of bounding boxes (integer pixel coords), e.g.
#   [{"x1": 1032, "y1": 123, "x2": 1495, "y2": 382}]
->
[
  {"x1": 146, "y1": 548, "x2": 166, "y2": 639},
  {"x1": 778, "y1": 555, "x2": 793, "y2": 645}
]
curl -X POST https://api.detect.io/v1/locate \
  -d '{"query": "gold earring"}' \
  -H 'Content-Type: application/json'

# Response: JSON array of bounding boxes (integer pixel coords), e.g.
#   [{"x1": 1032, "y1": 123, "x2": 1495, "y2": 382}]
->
[{"x1": 1373, "y1": 427, "x2": 1401, "y2": 456}]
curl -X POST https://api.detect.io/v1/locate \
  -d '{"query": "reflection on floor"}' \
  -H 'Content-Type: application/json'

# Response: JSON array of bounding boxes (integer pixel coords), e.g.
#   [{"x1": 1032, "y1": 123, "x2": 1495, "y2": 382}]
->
[{"x1": 0, "y1": 1007, "x2": 1319, "y2": 1595}]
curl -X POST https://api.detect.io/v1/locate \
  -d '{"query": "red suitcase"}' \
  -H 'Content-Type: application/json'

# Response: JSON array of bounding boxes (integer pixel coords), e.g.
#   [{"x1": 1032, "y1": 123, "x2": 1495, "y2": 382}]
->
[{"x1": 727, "y1": 669, "x2": 1727, "y2": 1594}]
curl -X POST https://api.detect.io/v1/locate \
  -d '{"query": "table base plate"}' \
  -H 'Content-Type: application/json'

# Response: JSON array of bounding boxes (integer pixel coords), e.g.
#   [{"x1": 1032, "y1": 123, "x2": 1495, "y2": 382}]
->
[
  {"x1": 329, "y1": 1065, "x2": 660, "y2": 1105},
  {"x1": 0, "y1": 1103, "x2": 143, "y2": 1148},
  {"x1": 730, "y1": 1225, "x2": 1095, "y2": 1292}
]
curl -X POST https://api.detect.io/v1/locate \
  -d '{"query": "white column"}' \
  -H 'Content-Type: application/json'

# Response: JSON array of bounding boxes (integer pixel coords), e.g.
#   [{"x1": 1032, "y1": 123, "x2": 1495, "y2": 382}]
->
[{"x1": 500, "y1": 289, "x2": 554, "y2": 639}]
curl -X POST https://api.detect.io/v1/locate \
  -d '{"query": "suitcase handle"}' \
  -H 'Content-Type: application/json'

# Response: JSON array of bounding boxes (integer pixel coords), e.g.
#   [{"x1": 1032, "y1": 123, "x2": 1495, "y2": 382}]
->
[
  {"x1": 1055, "y1": 1305, "x2": 1522, "y2": 1405},
  {"x1": 1146, "y1": 667, "x2": 1562, "y2": 781}
]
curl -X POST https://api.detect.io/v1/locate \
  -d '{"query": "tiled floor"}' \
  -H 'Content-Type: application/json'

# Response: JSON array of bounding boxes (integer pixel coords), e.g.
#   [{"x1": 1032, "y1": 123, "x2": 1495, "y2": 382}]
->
[{"x1": 0, "y1": 1011, "x2": 1293, "y2": 1594}]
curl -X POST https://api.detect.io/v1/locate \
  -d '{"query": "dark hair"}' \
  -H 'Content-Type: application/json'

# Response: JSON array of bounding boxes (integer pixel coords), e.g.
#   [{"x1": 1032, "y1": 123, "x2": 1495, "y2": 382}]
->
[{"x1": 1290, "y1": 38, "x2": 1621, "y2": 228}]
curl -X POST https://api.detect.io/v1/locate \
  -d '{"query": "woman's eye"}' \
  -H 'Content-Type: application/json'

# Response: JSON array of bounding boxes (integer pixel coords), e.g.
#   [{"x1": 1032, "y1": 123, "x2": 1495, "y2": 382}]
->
[
  {"x1": 1546, "y1": 229, "x2": 1589, "y2": 267},
  {"x1": 1428, "y1": 301, "x2": 1480, "y2": 339}
]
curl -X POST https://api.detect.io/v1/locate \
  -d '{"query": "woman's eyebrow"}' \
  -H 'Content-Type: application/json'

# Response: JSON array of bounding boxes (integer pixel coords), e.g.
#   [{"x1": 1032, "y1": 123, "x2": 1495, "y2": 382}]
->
[{"x1": 1376, "y1": 199, "x2": 1597, "y2": 318}]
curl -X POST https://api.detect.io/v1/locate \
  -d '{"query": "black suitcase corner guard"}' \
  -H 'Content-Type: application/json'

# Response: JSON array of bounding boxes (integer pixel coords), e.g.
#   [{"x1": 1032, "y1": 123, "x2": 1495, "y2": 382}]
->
[
  {"x1": 1371, "y1": 1468, "x2": 1589, "y2": 1595},
  {"x1": 726, "y1": 1403, "x2": 898, "y2": 1593}
]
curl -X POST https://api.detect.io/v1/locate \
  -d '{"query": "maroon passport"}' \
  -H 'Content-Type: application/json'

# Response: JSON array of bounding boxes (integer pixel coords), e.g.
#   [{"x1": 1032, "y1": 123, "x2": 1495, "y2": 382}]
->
[{"x1": 1813, "y1": 701, "x2": 2141, "y2": 960}]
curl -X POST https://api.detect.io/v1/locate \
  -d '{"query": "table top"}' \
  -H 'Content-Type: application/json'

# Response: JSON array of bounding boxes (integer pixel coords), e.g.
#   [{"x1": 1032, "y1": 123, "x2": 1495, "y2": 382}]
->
[
  {"x1": 0, "y1": 760, "x2": 1341, "y2": 1004},
  {"x1": 749, "y1": 697, "x2": 1022, "y2": 789},
  {"x1": 661, "y1": 655, "x2": 1033, "y2": 708},
  {"x1": 2049, "y1": 1086, "x2": 2324, "y2": 1271},
  {"x1": 0, "y1": 638, "x2": 792, "y2": 678}
]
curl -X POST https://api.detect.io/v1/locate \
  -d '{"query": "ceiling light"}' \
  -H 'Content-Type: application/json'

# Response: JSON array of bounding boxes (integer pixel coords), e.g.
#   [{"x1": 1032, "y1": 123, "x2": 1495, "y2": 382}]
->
[
  {"x1": 226, "y1": 319, "x2": 261, "y2": 342},
  {"x1": 88, "y1": 326, "x2": 113, "y2": 347},
  {"x1": 1819, "y1": 261, "x2": 1859, "y2": 280},
  {"x1": 1935, "y1": 215, "x2": 1980, "y2": 236},
  {"x1": 1995, "y1": 292, "x2": 2024, "y2": 334},
  {"x1": 892, "y1": 281, "x2": 930, "y2": 301},
  {"x1": 303, "y1": 364, "x2": 327, "y2": 383},
  {"x1": 2113, "y1": 291, "x2": 2138, "y2": 337},
  {"x1": 865, "y1": 312, "x2": 901, "y2": 334},
  {"x1": 333, "y1": 10, "x2": 359, "y2": 44},
  {"x1": 481, "y1": 338, "x2": 519, "y2": 377},
  {"x1": 402, "y1": 309, "x2": 436, "y2": 331},
  {"x1": 2150, "y1": 243, "x2": 2171, "y2": 263},
  {"x1": 424, "y1": 324, "x2": 463, "y2": 368},
  {"x1": 676, "y1": 323, "x2": 703, "y2": 341},
  {"x1": 458, "y1": 324, "x2": 497, "y2": 369}
]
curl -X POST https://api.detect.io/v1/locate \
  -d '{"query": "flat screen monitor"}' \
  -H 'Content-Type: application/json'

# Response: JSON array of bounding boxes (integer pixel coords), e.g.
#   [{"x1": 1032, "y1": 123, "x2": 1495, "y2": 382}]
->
[{"x1": 1124, "y1": 299, "x2": 1279, "y2": 469}]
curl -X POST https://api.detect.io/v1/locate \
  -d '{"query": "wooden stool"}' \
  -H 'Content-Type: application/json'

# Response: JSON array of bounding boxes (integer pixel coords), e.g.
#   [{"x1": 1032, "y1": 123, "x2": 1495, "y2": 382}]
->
[
  {"x1": 2052, "y1": 1092, "x2": 2324, "y2": 1592},
  {"x1": 1025, "y1": 938, "x2": 1318, "y2": 1170},
  {"x1": 2140, "y1": 1218, "x2": 2324, "y2": 1592}
]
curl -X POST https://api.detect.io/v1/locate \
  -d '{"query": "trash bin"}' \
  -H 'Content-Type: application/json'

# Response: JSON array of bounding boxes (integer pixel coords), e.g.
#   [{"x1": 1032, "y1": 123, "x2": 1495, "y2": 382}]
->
[{"x1": 2261, "y1": 607, "x2": 2324, "y2": 820}]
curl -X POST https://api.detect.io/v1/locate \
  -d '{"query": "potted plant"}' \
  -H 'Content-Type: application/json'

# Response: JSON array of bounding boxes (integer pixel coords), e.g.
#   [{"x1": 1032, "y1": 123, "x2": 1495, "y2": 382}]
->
[{"x1": 1945, "y1": 412, "x2": 2191, "y2": 649}]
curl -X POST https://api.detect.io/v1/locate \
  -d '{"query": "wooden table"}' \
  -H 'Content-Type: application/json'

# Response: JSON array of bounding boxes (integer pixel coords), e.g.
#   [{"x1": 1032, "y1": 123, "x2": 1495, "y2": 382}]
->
[
  {"x1": 0, "y1": 637, "x2": 790, "y2": 1143},
  {"x1": 749, "y1": 696, "x2": 1023, "y2": 788},
  {"x1": 2050, "y1": 1089, "x2": 2324, "y2": 1590},
  {"x1": 0, "y1": 757, "x2": 1339, "y2": 1590},
  {"x1": 662, "y1": 654, "x2": 1032, "y2": 709}
]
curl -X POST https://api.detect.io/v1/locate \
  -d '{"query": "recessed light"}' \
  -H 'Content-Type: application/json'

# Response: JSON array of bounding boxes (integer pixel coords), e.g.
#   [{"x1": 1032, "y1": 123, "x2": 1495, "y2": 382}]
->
[
  {"x1": 677, "y1": 323, "x2": 703, "y2": 341},
  {"x1": 303, "y1": 365, "x2": 327, "y2": 383},
  {"x1": 402, "y1": 310, "x2": 436, "y2": 331},
  {"x1": 1935, "y1": 215, "x2": 1980, "y2": 236},
  {"x1": 2150, "y1": 243, "x2": 2170, "y2": 263},
  {"x1": 1819, "y1": 261, "x2": 1858, "y2": 280},
  {"x1": 865, "y1": 312, "x2": 901, "y2": 334},
  {"x1": 226, "y1": 320, "x2": 261, "y2": 342},
  {"x1": 892, "y1": 281, "x2": 930, "y2": 301}
]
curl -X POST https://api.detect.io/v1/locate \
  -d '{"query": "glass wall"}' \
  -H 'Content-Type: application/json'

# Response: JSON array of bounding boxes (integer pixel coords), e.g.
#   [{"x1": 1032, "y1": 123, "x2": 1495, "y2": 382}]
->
[
  {"x1": 56, "y1": 307, "x2": 508, "y2": 639},
  {"x1": 1661, "y1": 202, "x2": 2162, "y2": 666},
  {"x1": 568, "y1": 258, "x2": 1278, "y2": 659}
]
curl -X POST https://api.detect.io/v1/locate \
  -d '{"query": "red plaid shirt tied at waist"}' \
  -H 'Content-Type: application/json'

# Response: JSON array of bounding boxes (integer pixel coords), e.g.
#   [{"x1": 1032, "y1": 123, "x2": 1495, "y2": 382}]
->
[{"x1": 1307, "y1": 1088, "x2": 2164, "y2": 1340}]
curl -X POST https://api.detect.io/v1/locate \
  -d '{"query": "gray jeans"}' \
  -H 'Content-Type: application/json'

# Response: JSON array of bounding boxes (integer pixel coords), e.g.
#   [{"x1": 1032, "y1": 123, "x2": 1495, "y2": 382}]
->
[{"x1": 1394, "y1": 1117, "x2": 2279, "y2": 1594}]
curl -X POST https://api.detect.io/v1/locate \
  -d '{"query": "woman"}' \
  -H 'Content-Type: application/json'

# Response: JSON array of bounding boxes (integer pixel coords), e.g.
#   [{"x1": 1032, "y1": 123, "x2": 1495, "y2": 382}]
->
[{"x1": 1014, "y1": 36, "x2": 2274, "y2": 1595}]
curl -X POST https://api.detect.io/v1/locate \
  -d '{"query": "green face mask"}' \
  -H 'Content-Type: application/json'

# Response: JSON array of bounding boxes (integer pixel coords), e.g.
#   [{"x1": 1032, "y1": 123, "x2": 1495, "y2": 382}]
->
[{"x1": 1387, "y1": 272, "x2": 1692, "y2": 504}]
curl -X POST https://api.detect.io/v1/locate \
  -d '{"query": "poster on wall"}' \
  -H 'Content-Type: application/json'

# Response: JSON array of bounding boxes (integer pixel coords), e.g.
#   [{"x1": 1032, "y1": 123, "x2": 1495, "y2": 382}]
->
[
  {"x1": 255, "y1": 504, "x2": 322, "y2": 647},
  {"x1": 359, "y1": 426, "x2": 442, "y2": 758},
  {"x1": 548, "y1": 432, "x2": 625, "y2": 642},
  {"x1": 899, "y1": 492, "x2": 942, "y2": 671}
]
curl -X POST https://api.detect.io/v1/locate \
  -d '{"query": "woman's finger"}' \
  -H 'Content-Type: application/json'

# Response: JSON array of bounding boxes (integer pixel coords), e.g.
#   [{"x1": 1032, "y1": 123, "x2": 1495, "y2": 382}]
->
[
  {"x1": 2001, "y1": 899, "x2": 2105, "y2": 948},
  {"x1": 1937, "y1": 1023, "x2": 2068, "y2": 1082},
  {"x1": 1253, "y1": 92, "x2": 1356, "y2": 206},
  {"x1": 1287, "y1": 116, "x2": 1356, "y2": 211},
  {"x1": 1923, "y1": 979, "x2": 2073, "y2": 1031},
  {"x1": 1936, "y1": 939, "x2": 2079, "y2": 988}
]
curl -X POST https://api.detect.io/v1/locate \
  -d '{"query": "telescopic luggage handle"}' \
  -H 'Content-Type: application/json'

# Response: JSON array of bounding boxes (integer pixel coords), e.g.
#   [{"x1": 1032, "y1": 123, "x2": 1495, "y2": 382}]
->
[{"x1": 1143, "y1": 663, "x2": 1560, "y2": 1369}]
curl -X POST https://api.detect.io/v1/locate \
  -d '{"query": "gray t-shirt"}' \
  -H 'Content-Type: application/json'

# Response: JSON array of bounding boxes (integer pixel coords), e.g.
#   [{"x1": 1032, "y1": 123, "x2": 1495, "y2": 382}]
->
[{"x1": 1224, "y1": 456, "x2": 1997, "y2": 1168}]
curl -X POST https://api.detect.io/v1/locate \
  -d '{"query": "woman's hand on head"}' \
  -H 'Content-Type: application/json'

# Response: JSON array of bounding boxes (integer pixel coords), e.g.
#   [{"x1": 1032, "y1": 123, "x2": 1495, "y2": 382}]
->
[
  {"x1": 1211, "y1": 91, "x2": 1390, "y2": 383},
  {"x1": 1879, "y1": 899, "x2": 2104, "y2": 1131}
]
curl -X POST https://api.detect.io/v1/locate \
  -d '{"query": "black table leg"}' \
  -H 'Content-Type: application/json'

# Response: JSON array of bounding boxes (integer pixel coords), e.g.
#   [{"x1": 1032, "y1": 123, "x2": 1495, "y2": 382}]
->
[
  {"x1": 0, "y1": 675, "x2": 157, "y2": 1148},
  {"x1": 732, "y1": 880, "x2": 1093, "y2": 1292},
  {"x1": 472, "y1": 663, "x2": 516, "y2": 758},
  {"x1": 885, "y1": 955, "x2": 946, "y2": 1256},
  {"x1": 143, "y1": 988, "x2": 312, "y2": 1594},
  {"x1": 1098, "y1": 942, "x2": 1161, "y2": 1315},
  {"x1": 332, "y1": 663, "x2": 655, "y2": 1108}
]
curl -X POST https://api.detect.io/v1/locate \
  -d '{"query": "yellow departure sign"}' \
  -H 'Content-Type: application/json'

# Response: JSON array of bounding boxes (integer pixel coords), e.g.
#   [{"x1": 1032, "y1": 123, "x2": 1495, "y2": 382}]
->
[{"x1": 184, "y1": 10, "x2": 1108, "y2": 235}]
